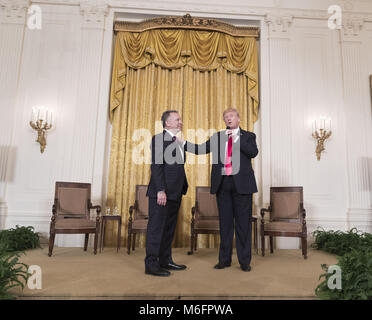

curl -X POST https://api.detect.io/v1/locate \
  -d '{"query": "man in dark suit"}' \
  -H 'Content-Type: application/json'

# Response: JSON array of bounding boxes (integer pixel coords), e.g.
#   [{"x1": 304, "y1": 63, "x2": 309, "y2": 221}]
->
[
  {"x1": 184, "y1": 108, "x2": 258, "y2": 272},
  {"x1": 145, "y1": 110, "x2": 188, "y2": 276}
]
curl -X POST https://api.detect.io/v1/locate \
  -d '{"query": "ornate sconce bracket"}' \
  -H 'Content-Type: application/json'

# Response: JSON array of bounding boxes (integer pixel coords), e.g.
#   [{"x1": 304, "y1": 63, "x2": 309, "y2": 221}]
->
[
  {"x1": 29, "y1": 108, "x2": 53, "y2": 153},
  {"x1": 312, "y1": 120, "x2": 332, "y2": 161}
]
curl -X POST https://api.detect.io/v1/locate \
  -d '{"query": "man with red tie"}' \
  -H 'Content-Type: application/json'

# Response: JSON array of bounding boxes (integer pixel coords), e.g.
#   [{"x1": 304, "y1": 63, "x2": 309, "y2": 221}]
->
[{"x1": 185, "y1": 108, "x2": 258, "y2": 271}]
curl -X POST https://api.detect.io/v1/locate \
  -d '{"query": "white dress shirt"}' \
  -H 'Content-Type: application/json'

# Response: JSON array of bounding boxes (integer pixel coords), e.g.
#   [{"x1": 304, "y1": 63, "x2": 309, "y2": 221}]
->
[
  {"x1": 225, "y1": 127, "x2": 240, "y2": 159},
  {"x1": 164, "y1": 129, "x2": 184, "y2": 160}
]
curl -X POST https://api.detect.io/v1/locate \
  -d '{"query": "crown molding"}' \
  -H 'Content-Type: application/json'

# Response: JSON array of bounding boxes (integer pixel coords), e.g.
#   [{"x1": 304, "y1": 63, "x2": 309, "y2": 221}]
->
[
  {"x1": 80, "y1": 0, "x2": 108, "y2": 29},
  {"x1": 26, "y1": 0, "x2": 372, "y2": 22},
  {"x1": 264, "y1": 13, "x2": 293, "y2": 37},
  {"x1": 0, "y1": 0, "x2": 30, "y2": 5},
  {"x1": 31, "y1": 0, "x2": 78, "y2": 4},
  {"x1": 0, "y1": 0, "x2": 30, "y2": 24},
  {"x1": 341, "y1": 14, "x2": 366, "y2": 42}
]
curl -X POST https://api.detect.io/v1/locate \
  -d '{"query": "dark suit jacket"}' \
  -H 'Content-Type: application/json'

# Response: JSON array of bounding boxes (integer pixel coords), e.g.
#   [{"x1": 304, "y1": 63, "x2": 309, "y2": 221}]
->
[
  {"x1": 146, "y1": 130, "x2": 188, "y2": 201},
  {"x1": 185, "y1": 128, "x2": 258, "y2": 194}
]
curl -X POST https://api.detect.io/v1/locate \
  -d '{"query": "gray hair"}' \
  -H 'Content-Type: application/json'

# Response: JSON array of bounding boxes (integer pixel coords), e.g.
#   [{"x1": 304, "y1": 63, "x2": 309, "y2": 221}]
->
[{"x1": 161, "y1": 110, "x2": 179, "y2": 128}]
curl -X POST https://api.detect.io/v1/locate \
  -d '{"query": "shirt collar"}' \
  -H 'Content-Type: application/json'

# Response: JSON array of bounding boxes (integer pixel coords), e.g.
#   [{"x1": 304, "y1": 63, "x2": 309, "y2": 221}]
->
[
  {"x1": 164, "y1": 129, "x2": 175, "y2": 137},
  {"x1": 165, "y1": 129, "x2": 180, "y2": 140},
  {"x1": 225, "y1": 127, "x2": 240, "y2": 135}
]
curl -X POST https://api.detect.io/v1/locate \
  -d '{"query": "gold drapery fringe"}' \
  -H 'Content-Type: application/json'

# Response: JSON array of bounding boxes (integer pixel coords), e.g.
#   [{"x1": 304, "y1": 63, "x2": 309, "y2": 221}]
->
[{"x1": 106, "y1": 20, "x2": 259, "y2": 249}]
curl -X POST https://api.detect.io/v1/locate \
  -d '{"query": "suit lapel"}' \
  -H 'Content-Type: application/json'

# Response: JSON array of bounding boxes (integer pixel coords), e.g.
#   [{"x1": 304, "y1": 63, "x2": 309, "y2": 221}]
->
[
  {"x1": 163, "y1": 130, "x2": 172, "y2": 144},
  {"x1": 163, "y1": 130, "x2": 185, "y2": 164}
]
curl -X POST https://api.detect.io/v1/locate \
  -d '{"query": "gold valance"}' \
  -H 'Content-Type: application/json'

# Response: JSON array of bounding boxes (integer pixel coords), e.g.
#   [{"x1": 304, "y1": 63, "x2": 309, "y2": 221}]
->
[
  {"x1": 110, "y1": 23, "x2": 259, "y2": 121},
  {"x1": 115, "y1": 30, "x2": 258, "y2": 73},
  {"x1": 114, "y1": 14, "x2": 260, "y2": 38}
]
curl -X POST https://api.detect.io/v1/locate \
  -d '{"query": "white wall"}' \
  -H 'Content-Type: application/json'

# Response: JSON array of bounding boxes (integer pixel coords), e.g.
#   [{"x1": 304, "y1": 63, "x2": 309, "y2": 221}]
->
[{"x1": 0, "y1": 0, "x2": 371, "y2": 249}]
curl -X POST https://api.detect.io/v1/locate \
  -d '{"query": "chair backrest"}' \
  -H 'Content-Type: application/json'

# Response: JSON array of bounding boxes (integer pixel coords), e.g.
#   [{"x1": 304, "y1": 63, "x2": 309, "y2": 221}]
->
[
  {"x1": 55, "y1": 181, "x2": 91, "y2": 218},
  {"x1": 195, "y1": 186, "x2": 219, "y2": 220},
  {"x1": 135, "y1": 185, "x2": 149, "y2": 219},
  {"x1": 270, "y1": 186, "x2": 303, "y2": 222}
]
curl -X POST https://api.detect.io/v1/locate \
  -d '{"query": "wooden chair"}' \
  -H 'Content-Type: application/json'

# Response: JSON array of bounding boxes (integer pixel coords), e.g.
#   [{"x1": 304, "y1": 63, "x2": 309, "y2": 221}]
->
[
  {"x1": 260, "y1": 186, "x2": 307, "y2": 259},
  {"x1": 48, "y1": 182, "x2": 101, "y2": 256},
  {"x1": 188, "y1": 186, "x2": 258, "y2": 255},
  {"x1": 127, "y1": 185, "x2": 149, "y2": 254}
]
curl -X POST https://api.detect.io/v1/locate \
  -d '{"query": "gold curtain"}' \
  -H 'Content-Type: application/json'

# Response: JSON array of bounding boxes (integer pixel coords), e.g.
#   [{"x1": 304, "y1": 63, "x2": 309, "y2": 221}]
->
[{"x1": 106, "y1": 29, "x2": 259, "y2": 248}]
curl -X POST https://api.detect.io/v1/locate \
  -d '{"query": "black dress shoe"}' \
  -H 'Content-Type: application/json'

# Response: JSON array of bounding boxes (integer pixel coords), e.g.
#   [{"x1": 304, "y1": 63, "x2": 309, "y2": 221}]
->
[
  {"x1": 240, "y1": 264, "x2": 251, "y2": 272},
  {"x1": 160, "y1": 262, "x2": 187, "y2": 270},
  {"x1": 145, "y1": 267, "x2": 171, "y2": 277},
  {"x1": 214, "y1": 262, "x2": 231, "y2": 269}
]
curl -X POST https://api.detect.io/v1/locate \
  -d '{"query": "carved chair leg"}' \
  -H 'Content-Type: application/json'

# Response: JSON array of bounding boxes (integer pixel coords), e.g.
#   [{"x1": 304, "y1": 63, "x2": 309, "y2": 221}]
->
[
  {"x1": 99, "y1": 220, "x2": 104, "y2": 253},
  {"x1": 132, "y1": 233, "x2": 136, "y2": 251},
  {"x1": 48, "y1": 233, "x2": 55, "y2": 257},
  {"x1": 93, "y1": 232, "x2": 99, "y2": 255},
  {"x1": 84, "y1": 234, "x2": 89, "y2": 251},
  {"x1": 192, "y1": 232, "x2": 195, "y2": 253},
  {"x1": 253, "y1": 219, "x2": 258, "y2": 254},
  {"x1": 100, "y1": 220, "x2": 106, "y2": 252},
  {"x1": 302, "y1": 237, "x2": 307, "y2": 259},
  {"x1": 270, "y1": 236, "x2": 274, "y2": 254},
  {"x1": 117, "y1": 220, "x2": 122, "y2": 253},
  {"x1": 188, "y1": 232, "x2": 194, "y2": 255},
  {"x1": 194, "y1": 233, "x2": 198, "y2": 251},
  {"x1": 127, "y1": 231, "x2": 132, "y2": 255},
  {"x1": 260, "y1": 221, "x2": 265, "y2": 257}
]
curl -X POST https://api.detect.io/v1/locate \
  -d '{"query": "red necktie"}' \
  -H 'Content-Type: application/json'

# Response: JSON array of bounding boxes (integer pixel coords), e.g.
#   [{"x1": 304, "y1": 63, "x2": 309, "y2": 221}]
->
[{"x1": 225, "y1": 136, "x2": 232, "y2": 176}]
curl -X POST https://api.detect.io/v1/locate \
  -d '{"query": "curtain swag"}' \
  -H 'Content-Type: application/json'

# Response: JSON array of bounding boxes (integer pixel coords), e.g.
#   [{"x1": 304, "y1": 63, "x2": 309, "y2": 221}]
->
[{"x1": 110, "y1": 29, "x2": 259, "y2": 122}]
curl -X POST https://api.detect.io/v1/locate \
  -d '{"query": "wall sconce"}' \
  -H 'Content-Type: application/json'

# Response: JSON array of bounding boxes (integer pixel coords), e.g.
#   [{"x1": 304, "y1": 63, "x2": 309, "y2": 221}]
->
[
  {"x1": 29, "y1": 107, "x2": 53, "y2": 153},
  {"x1": 312, "y1": 119, "x2": 332, "y2": 161}
]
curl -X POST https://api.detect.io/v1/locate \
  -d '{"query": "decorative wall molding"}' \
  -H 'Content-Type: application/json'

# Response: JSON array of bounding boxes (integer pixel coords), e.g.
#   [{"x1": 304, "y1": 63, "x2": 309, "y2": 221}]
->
[
  {"x1": 109, "y1": 0, "x2": 372, "y2": 21},
  {"x1": 265, "y1": 13, "x2": 293, "y2": 186},
  {"x1": 267, "y1": 56, "x2": 293, "y2": 185},
  {"x1": 341, "y1": 15, "x2": 365, "y2": 41},
  {"x1": 25, "y1": 0, "x2": 372, "y2": 22},
  {"x1": 340, "y1": 36, "x2": 372, "y2": 209},
  {"x1": 265, "y1": 14, "x2": 293, "y2": 37},
  {"x1": 0, "y1": 0, "x2": 29, "y2": 24},
  {"x1": 0, "y1": 0, "x2": 29, "y2": 216},
  {"x1": 347, "y1": 208, "x2": 372, "y2": 220},
  {"x1": 80, "y1": 1, "x2": 108, "y2": 29},
  {"x1": 306, "y1": 217, "x2": 349, "y2": 234},
  {"x1": 31, "y1": 0, "x2": 78, "y2": 4},
  {"x1": 346, "y1": 209, "x2": 372, "y2": 233}
]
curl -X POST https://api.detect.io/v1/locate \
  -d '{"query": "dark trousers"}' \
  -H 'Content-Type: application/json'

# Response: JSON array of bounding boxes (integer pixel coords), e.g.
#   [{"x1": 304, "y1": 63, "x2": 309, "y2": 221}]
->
[
  {"x1": 145, "y1": 197, "x2": 182, "y2": 270},
  {"x1": 216, "y1": 176, "x2": 253, "y2": 266}
]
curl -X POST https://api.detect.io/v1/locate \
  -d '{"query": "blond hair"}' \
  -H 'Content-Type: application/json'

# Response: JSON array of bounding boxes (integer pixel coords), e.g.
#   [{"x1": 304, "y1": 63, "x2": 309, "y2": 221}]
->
[{"x1": 223, "y1": 108, "x2": 240, "y2": 118}]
